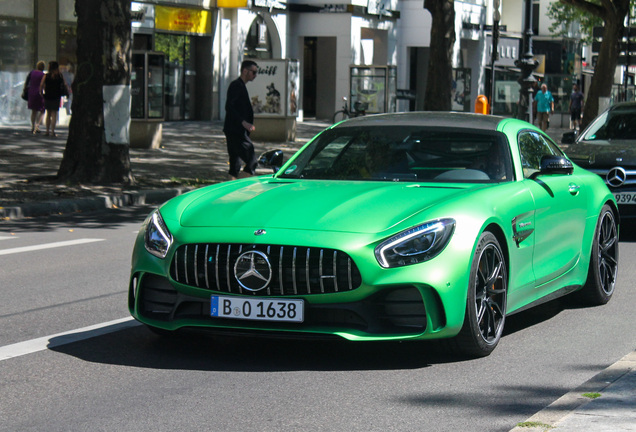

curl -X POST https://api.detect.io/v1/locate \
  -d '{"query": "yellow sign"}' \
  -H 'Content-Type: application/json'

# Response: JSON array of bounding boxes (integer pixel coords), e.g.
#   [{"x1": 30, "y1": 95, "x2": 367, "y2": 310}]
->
[
  {"x1": 155, "y1": 6, "x2": 212, "y2": 34},
  {"x1": 217, "y1": 0, "x2": 249, "y2": 8}
]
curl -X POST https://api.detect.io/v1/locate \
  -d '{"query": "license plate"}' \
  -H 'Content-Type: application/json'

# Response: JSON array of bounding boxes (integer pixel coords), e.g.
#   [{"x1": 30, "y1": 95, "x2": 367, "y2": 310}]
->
[
  {"x1": 211, "y1": 295, "x2": 304, "y2": 323},
  {"x1": 613, "y1": 192, "x2": 636, "y2": 204}
]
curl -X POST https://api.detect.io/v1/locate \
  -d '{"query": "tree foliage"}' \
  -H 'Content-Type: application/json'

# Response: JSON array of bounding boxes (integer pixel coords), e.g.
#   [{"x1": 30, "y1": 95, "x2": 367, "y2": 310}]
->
[
  {"x1": 547, "y1": 1, "x2": 603, "y2": 44},
  {"x1": 546, "y1": 0, "x2": 630, "y2": 128}
]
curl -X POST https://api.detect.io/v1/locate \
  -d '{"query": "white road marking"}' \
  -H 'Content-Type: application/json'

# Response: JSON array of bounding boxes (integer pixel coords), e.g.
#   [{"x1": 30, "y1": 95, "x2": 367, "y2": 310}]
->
[
  {"x1": 0, "y1": 317, "x2": 140, "y2": 361},
  {"x1": 0, "y1": 236, "x2": 18, "y2": 241},
  {"x1": 0, "y1": 238, "x2": 104, "y2": 256}
]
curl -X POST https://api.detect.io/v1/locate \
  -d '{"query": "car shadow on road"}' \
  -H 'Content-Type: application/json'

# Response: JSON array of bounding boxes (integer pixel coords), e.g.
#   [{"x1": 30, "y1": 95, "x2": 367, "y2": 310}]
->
[
  {"x1": 48, "y1": 298, "x2": 581, "y2": 373},
  {"x1": 48, "y1": 323, "x2": 466, "y2": 372}
]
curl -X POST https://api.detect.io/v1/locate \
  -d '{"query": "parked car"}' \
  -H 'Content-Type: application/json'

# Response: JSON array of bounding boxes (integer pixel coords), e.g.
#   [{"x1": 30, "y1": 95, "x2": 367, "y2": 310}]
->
[
  {"x1": 562, "y1": 102, "x2": 636, "y2": 219},
  {"x1": 129, "y1": 112, "x2": 618, "y2": 357}
]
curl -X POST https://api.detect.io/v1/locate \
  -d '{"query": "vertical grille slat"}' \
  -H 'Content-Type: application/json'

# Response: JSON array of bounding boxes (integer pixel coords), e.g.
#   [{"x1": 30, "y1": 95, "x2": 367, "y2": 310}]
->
[
  {"x1": 333, "y1": 250, "x2": 339, "y2": 292},
  {"x1": 279, "y1": 246, "x2": 285, "y2": 296},
  {"x1": 292, "y1": 247, "x2": 298, "y2": 295},
  {"x1": 226, "y1": 244, "x2": 232, "y2": 293},
  {"x1": 305, "y1": 248, "x2": 311, "y2": 294},
  {"x1": 184, "y1": 245, "x2": 190, "y2": 285},
  {"x1": 170, "y1": 243, "x2": 361, "y2": 296},
  {"x1": 204, "y1": 244, "x2": 210, "y2": 289},
  {"x1": 194, "y1": 244, "x2": 200, "y2": 287}
]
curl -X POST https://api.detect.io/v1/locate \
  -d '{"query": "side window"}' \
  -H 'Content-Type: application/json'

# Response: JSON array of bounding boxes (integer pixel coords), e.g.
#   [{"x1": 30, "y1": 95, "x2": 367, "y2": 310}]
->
[{"x1": 518, "y1": 131, "x2": 561, "y2": 179}]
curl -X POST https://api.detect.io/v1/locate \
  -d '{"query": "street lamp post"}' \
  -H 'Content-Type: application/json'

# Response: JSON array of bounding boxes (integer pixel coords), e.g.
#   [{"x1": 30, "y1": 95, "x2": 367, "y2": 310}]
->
[
  {"x1": 515, "y1": 0, "x2": 538, "y2": 123},
  {"x1": 490, "y1": 0, "x2": 500, "y2": 114}
]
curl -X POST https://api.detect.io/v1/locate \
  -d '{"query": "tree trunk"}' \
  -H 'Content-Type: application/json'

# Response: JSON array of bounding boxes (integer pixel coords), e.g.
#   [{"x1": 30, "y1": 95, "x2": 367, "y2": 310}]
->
[
  {"x1": 423, "y1": 0, "x2": 455, "y2": 111},
  {"x1": 581, "y1": 14, "x2": 624, "y2": 128},
  {"x1": 57, "y1": 0, "x2": 133, "y2": 185},
  {"x1": 558, "y1": 0, "x2": 630, "y2": 129}
]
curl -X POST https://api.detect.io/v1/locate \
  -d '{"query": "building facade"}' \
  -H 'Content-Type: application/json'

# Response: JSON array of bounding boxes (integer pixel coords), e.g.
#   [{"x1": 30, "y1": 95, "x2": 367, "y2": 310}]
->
[{"x1": 4, "y1": 0, "x2": 623, "y2": 130}]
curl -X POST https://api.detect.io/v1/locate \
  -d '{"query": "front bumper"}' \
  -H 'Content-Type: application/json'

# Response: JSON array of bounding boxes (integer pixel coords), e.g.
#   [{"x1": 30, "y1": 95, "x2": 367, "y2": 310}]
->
[{"x1": 129, "y1": 272, "x2": 452, "y2": 341}]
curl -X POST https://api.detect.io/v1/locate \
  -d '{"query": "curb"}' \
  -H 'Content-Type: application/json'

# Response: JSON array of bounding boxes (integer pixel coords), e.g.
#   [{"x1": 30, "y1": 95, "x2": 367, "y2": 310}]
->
[
  {"x1": 0, "y1": 187, "x2": 192, "y2": 220},
  {"x1": 509, "y1": 350, "x2": 636, "y2": 431}
]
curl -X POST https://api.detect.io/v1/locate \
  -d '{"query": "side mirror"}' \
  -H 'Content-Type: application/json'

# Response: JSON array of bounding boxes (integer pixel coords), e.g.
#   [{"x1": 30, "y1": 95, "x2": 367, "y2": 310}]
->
[
  {"x1": 258, "y1": 150, "x2": 284, "y2": 173},
  {"x1": 561, "y1": 131, "x2": 576, "y2": 144},
  {"x1": 540, "y1": 155, "x2": 573, "y2": 175}
]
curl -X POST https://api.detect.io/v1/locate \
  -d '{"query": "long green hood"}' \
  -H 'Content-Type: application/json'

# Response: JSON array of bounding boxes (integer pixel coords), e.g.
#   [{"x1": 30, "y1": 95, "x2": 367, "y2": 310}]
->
[{"x1": 175, "y1": 178, "x2": 477, "y2": 234}]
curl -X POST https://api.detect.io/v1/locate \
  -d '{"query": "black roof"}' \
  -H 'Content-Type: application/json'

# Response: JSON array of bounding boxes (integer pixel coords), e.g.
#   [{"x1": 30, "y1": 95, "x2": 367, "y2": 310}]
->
[{"x1": 333, "y1": 111, "x2": 505, "y2": 132}]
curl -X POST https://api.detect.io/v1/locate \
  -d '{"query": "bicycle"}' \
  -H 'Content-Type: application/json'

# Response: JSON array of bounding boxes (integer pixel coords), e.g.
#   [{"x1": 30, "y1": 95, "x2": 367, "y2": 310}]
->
[{"x1": 332, "y1": 97, "x2": 367, "y2": 123}]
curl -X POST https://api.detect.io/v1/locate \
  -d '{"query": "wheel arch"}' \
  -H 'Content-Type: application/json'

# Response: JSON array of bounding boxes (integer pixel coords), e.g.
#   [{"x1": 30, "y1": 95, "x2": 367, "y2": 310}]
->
[{"x1": 483, "y1": 222, "x2": 510, "y2": 287}]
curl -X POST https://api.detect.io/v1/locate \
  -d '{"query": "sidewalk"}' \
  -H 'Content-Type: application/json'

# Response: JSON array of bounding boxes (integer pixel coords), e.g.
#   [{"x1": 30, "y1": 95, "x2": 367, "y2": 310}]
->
[
  {"x1": 1, "y1": 117, "x2": 634, "y2": 431},
  {"x1": 0, "y1": 120, "x2": 327, "y2": 219}
]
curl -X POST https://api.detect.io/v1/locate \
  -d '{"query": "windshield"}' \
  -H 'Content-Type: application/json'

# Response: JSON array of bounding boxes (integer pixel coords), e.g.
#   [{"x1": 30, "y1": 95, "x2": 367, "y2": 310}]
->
[
  {"x1": 580, "y1": 107, "x2": 636, "y2": 141},
  {"x1": 278, "y1": 126, "x2": 513, "y2": 183}
]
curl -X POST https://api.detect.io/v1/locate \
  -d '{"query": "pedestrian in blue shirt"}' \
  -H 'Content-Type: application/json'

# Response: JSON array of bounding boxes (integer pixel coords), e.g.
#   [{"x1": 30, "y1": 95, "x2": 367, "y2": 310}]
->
[{"x1": 534, "y1": 84, "x2": 554, "y2": 132}]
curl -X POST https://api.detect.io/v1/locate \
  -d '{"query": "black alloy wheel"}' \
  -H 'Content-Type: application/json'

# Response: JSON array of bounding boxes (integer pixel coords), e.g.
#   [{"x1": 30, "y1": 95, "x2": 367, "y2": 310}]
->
[
  {"x1": 452, "y1": 231, "x2": 507, "y2": 358},
  {"x1": 580, "y1": 204, "x2": 619, "y2": 305}
]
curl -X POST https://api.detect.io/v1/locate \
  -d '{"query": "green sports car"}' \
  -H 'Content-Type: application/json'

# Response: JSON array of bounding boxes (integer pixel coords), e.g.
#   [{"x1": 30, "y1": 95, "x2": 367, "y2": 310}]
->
[{"x1": 128, "y1": 112, "x2": 619, "y2": 357}]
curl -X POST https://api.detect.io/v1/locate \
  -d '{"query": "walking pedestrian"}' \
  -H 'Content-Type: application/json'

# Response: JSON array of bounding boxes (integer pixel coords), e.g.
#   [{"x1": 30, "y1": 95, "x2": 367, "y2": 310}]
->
[
  {"x1": 223, "y1": 60, "x2": 258, "y2": 180},
  {"x1": 39, "y1": 61, "x2": 68, "y2": 137},
  {"x1": 569, "y1": 83, "x2": 584, "y2": 131},
  {"x1": 534, "y1": 84, "x2": 554, "y2": 132},
  {"x1": 26, "y1": 61, "x2": 46, "y2": 134}
]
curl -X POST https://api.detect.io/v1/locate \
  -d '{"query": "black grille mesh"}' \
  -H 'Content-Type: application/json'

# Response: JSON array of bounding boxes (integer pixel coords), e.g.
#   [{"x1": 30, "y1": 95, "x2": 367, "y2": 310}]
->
[{"x1": 170, "y1": 244, "x2": 362, "y2": 296}]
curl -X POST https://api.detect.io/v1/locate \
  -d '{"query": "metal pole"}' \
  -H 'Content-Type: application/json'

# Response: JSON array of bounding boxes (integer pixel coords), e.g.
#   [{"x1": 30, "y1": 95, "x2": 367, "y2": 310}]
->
[
  {"x1": 515, "y1": 0, "x2": 538, "y2": 123},
  {"x1": 490, "y1": 1, "x2": 500, "y2": 114},
  {"x1": 624, "y1": 8, "x2": 630, "y2": 101}
]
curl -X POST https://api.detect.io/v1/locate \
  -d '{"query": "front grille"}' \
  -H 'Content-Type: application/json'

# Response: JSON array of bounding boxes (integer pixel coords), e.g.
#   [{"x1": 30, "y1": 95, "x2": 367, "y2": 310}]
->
[{"x1": 170, "y1": 243, "x2": 362, "y2": 296}]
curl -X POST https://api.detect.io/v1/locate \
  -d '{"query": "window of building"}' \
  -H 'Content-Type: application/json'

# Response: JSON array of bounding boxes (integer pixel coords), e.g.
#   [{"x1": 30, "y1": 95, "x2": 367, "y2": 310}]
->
[{"x1": 244, "y1": 16, "x2": 272, "y2": 59}]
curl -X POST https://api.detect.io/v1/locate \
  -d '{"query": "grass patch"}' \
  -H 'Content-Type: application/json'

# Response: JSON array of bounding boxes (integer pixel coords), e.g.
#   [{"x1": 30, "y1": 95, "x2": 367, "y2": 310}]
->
[{"x1": 582, "y1": 392, "x2": 602, "y2": 399}]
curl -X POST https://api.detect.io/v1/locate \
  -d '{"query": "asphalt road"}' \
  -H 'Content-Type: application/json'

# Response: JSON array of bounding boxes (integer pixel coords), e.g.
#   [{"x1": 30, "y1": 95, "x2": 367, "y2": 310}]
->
[{"x1": 1, "y1": 208, "x2": 635, "y2": 432}]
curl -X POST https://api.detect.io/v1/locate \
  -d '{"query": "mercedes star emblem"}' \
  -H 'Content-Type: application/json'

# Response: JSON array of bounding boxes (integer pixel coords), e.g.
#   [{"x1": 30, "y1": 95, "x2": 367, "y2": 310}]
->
[
  {"x1": 234, "y1": 250, "x2": 272, "y2": 291},
  {"x1": 606, "y1": 166, "x2": 627, "y2": 188}
]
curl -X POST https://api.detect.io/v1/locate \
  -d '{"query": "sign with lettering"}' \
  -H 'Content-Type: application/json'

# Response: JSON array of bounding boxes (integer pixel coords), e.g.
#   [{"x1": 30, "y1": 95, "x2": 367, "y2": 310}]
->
[
  {"x1": 246, "y1": 59, "x2": 299, "y2": 117},
  {"x1": 155, "y1": 6, "x2": 212, "y2": 35}
]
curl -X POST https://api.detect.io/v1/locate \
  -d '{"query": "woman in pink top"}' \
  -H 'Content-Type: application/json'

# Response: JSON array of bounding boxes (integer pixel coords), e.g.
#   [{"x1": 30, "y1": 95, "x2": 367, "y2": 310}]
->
[{"x1": 27, "y1": 61, "x2": 45, "y2": 134}]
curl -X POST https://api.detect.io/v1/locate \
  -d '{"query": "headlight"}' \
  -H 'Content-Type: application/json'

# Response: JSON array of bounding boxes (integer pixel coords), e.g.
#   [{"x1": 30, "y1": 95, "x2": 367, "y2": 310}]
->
[
  {"x1": 375, "y1": 218, "x2": 455, "y2": 268},
  {"x1": 144, "y1": 210, "x2": 173, "y2": 259}
]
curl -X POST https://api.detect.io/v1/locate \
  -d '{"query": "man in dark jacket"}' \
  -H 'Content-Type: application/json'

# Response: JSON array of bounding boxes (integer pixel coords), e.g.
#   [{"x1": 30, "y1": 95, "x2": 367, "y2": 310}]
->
[{"x1": 223, "y1": 60, "x2": 259, "y2": 180}]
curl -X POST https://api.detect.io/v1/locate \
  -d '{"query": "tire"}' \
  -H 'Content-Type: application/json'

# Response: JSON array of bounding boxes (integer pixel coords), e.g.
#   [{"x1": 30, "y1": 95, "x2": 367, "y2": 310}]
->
[
  {"x1": 451, "y1": 232, "x2": 507, "y2": 357},
  {"x1": 332, "y1": 110, "x2": 349, "y2": 124},
  {"x1": 578, "y1": 204, "x2": 619, "y2": 305}
]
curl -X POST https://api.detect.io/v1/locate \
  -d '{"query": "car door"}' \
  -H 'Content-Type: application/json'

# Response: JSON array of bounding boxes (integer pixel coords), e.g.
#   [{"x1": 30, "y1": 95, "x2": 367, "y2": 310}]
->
[{"x1": 518, "y1": 130, "x2": 588, "y2": 290}]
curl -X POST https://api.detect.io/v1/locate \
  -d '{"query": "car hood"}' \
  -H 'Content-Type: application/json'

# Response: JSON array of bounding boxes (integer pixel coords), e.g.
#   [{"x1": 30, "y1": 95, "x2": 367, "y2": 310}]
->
[
  {"x1": 568, "y1": 140, "x2": 636, "y2": 168},
  {"x1": 175, "y1": 178, "x2": 480, "y2": 234}
]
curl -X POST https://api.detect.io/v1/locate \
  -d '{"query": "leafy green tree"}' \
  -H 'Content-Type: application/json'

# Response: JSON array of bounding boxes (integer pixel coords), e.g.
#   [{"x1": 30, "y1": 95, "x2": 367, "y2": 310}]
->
[
  {"x1": 57, "y1": 0, "x2": 133, "y2": 184},
  {"x1": 423, "y1": 0, "x2": 455, "y2": 111},
  {"x1": 547, "y1": 0, "x2": 630, "y2": 128}
]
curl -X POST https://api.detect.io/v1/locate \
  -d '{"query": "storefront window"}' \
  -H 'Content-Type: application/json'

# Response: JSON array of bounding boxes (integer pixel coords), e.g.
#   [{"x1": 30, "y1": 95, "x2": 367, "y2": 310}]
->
[
  {"x1": 492, "y1": 70, "x2": 521, "y2": 117},
  {"x1": 349, "y1": 66, "x2": 397, "y2": 114},
  {"x1": 451, "y1": 68, "x2": 471, "y2": 112},
  {"x1": 155, "y1": 33, "x2": 193, "y2": 120},
  {"x1": 0, "y1": 1, "x2": 33, "y2": 18},
  {"x1": 59, "y1": 0, "x2": 76, "y2": 22},
  {"x1": 244, "y1": 16, "x2": 272, "y2": 59},
  {"x1": 0, "y1": 18, "x2": 35, "y2": 125},
  {"x1": 59, "y1": 24, "x2": 77, "y2": 67}
]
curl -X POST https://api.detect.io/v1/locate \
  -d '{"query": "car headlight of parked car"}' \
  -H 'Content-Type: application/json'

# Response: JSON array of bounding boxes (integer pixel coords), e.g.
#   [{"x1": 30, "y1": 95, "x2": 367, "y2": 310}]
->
[
  {"x1": 144, "y1": 210, "x2": 173, "y2": 259},
  {"x1": 375, "y1": 218, "x2": 456, "y2": 268}
]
